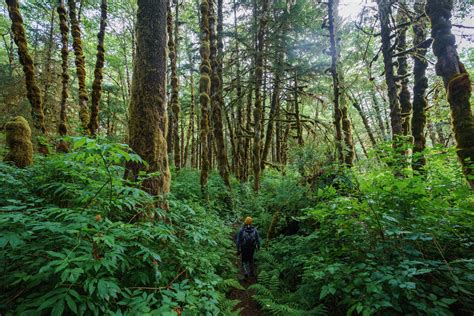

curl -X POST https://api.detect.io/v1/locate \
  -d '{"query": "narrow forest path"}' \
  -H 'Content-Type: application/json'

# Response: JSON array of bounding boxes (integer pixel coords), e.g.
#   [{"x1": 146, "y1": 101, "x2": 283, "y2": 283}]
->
[{"x1": 227, "y1": 225, "x2": 262, "y2": 315}]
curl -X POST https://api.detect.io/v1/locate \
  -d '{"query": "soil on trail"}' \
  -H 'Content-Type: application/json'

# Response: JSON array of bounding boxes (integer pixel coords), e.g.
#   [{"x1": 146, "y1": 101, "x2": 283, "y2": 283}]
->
[{"x1": 227, "y1": 227, "x2": 262, "y2": 315}]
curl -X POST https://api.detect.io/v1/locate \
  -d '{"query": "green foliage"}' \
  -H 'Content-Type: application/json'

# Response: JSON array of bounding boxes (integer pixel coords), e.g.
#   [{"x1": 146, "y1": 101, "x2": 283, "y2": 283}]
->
[
  {"x1": 252, "y1": 147, "x2": 474, "y2": 315},
  {"x1": 0, "y1": 137, "x2": 240, "y2": 315}
]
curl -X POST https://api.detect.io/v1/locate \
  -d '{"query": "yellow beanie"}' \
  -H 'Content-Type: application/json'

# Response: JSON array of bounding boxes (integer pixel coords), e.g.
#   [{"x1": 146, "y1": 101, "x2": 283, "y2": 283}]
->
[{"x1": 244, "y1": 216, "x2": 253, "y2": 225}]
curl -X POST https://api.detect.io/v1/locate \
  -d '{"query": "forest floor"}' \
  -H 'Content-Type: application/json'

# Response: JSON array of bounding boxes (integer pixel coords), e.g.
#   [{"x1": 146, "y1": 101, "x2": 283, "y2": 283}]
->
[{"x1": 227, "y1": 226, "x2": 262, "y2": 315}]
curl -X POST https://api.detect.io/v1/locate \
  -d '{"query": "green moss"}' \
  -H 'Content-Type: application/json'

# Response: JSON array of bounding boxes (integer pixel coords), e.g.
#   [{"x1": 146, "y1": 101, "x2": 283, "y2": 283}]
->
[{"x1": 4, "y1": 116, "x2": 33, "y2": 168}]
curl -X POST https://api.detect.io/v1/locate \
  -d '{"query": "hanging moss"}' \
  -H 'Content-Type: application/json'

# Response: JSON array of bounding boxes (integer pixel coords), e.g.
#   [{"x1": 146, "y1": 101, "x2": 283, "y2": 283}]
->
[
  {"x1": 6, "y1": 0, "x2": 46, "y2": 134},
  {"x1": 67, "y1": 0, "x2": 89, "y2": 132},
  {"x1": 427, "y1": 0, "x2": 474, "y2": 189},
  {"x1": 4, "y1": 116, "x2": 33, "y2": 168},
  {"x1": 88, "y1": 0, "x2": 107, "y2": 136}
]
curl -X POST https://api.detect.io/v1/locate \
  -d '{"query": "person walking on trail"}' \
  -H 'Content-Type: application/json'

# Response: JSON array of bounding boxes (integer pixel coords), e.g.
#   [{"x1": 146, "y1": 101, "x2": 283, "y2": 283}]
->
[{"x1": 236, "y1": 217, "x2": 260, "y2": 278}]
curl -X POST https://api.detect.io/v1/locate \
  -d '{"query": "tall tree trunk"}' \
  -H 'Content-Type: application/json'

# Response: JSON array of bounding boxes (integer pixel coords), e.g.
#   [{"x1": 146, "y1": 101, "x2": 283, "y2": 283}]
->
[
  {"x1": 376, "y1": 0, "x2": 403, "y2": 142},
  {"x1": 88, "y1": 0, "x2": 107, "y2": 136},
  {"x1": 262, "y1": 57, "x2": 282, "y2": 169},
  {"x1": 426, "y1": 0, "x2": 474, "y2": 189},
  {"x1": 167, "y1": 0, "x2": 181, "y2": 169},
  {"x1": 68, "y1": 0, "x2": 89, "y2": 132},
  {"x1": 396, "y1": 2, "x2": 412, "y2": 136},
  {"x1": 328, "y1": 0, "x2": 353, "y2": 166},
  {"x1": 371, "y1": 90, "x2": 387, "y2": 140},
  {"x1": 411, "y1": 0, "x2": 429, "y2": 171},
  {"x1": 351, "y1": 96, "x2": 377, "y2": 147},
  {"x1": 340, "y1": 93, "x2": 355, "y2": 166},
  {"x1": 5, "y1": 0, "x2": 46, "y2": 135},
  {"x1": 57, "y1": 0, "x2": 70, "y2": 152},
  {"x1": 127, "y1": 0, "x2": 171, "y2": 200},
  {"x1": 184, "y1": 71, "x2": 195, "y2": 168},
  {"x1": 253, "y1": 0, "x2": 269, "y2": 191},
  {"x1": 294, "y1": 73, "x2": 304, "y2": 146},
  {"x1": 328, "y1": 0, "x2": 343, "y2": 164},
  {"x1": 199, "y1": 0, "x2": 212, "y2": 195},
  {"x1": 42, "y1": 8, "x2": 55, "y2": 114},
  {"x1": 209, "y1": 0, "x2": 230, "y2": 188}
]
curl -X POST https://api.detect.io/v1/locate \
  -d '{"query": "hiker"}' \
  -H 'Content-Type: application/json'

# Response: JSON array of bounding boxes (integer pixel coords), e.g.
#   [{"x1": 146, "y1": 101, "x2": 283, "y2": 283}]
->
[{"x1": 236, "y1": 216, "x2": 260, "y2": 278}]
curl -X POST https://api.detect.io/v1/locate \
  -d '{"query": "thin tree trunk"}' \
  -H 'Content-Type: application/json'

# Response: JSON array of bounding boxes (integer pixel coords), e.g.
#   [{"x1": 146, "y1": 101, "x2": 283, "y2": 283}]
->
[
  {"x1": 426, "y1": 0, "x2": 474, "y2": 189},
  {"x1": 253, "y1": 0, "x2": 269, "y2": 191},
  {"x1": 5, "y1": 0, "x2": 46, "y2": 135},
  {"x1": 88, "y1": 0, "x2": 107, "y2": 136},
  {"x1": 184, "y1": 72, "x2": 195, "y2": 168},
  {"x1": 57, "y1": 0, "x2": 70, "y2": 152},
  {"x1": 351, "y1": 96, "x2": 377, "y2": 147},
  {"x1": 42, "y1": 8, "x2": 55, "y2": 114},
  {"x1": 294, "y1": 73, "x2": 304, "y2": 146},
  {"x1": 127, "y1": 0, "x2": 171, "y2": 200},
  {"x1": 411, "y1": 0, "x2": 429, "y2": 171},
  {"x1": 328, "y1": 0, "x2": 343, "y2": 163}
]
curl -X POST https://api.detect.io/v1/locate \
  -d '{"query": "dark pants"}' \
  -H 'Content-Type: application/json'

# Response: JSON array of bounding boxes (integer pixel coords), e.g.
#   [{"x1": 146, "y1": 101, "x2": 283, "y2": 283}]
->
[{"x1": 241, "y1": 247, "x2": 255, "y2": 276}]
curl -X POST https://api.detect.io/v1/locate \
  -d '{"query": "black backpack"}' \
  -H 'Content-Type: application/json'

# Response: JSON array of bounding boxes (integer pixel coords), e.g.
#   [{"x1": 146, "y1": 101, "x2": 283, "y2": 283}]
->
[{"x1": 241, "y1": 226, "x2": 257, "y2": 249}]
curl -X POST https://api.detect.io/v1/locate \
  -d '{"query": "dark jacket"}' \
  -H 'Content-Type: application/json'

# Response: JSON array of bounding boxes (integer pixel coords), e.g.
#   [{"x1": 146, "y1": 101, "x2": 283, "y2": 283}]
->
[{"x1": 236, "y1": 225, "x2": 260, "y2": 251}]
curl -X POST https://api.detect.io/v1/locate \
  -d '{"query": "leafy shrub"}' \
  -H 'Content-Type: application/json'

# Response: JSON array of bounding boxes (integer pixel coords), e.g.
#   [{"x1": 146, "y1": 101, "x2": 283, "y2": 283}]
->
[
  {"x1": 254, "y1": 147, "x2": 474, "y2": 315},
  {"x1": 0, "y1": 137, "x2": 239, "y2": 315}
]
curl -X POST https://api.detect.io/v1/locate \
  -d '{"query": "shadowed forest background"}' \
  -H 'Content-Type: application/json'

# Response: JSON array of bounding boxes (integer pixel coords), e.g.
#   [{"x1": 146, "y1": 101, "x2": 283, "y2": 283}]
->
[{"x1": 0, "y1": 0, "x2": 473, "y2": 315}]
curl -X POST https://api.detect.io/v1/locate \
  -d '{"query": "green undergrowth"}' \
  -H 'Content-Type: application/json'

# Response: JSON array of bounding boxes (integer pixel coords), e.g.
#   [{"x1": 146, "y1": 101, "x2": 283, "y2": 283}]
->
[
  {"x1": 250, "y1": 146, "x2": 474, "y2": 315},
  {"x1": 0, "y1": 137, "x2": 241, "y2": 315}
]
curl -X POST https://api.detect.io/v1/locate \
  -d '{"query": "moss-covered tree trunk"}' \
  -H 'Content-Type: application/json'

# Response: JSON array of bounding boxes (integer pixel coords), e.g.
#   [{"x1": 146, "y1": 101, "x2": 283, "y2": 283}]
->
[
  {"x1": 253, "y1": 0, "x2": 269, "y2": 191},
  {"x1": 184, "y1": 71, "x2": 195, "y2": 168},
  {"x1": 376, "y1": 0, "x2": 403, "y2": 143},
  {"x1": 209, "y1": 0, "x2": 230, "y2": 188},
  {"x1": 67, "y1": 0, "x2": 89, "y2": 132},
  {"x1": 395, "y1": 2, "x2": 412, "y2": 136},
  {"x1": 199, "y1": 0, "x2": 212, "y2": 195},
  {"x1": 127, "y1": 0, "x2": 171, "y2": 199},
  {"x1": 328, "y1": 0, "x2": 343, "y2": 164},
  {"x1": 426, "y1": 0, "x2": 474, "y2": 189},
  {"x1": 411, "y1": 0, "x2": 429, "y2": 171},
  {"x1": 88, "y1": 0, "x2": 107, "y2": 136},
  {"x1": 57, "y1": 0, "x2": 70, "y2": 152},
  {"x1": 167, "y1": 0, "x2": 181, "y2": 169},
  {"x1": 6, "y1": 0, "x2": 46, "y2": 135},
  {"x1": 328, "y1": 0, "x2": 353, "y2": 166}
]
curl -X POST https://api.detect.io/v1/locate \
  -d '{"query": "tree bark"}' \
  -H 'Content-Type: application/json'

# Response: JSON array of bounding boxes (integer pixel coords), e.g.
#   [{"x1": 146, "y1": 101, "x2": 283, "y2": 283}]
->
[
  {"x1": 88, "y1": 0, "x2": 107, "y2": 136},
  {"x1": 67, "y1": 0, "x2": 89, "y2": 132},
  {"x1": 351, "y1": 96, "x2": 377, "y2": 147},
  {"x1": 426, "y1": 0, "x2": 474, "y2": 189},
  {"x1": 127, "y1": 0, "x2": 171, "y2": 200},
  {"x1": 411, "y1": 0, "x2": 429, "y2": 171},
  {"x1": 6, "y1": 0, "x2": 46, "y2": 134}
]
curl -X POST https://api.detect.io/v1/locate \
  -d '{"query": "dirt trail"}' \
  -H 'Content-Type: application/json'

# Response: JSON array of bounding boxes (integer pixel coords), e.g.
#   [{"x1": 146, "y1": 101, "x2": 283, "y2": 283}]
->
[{"x1": 227, "y1": 226, "x2": 262, "y2": 315}]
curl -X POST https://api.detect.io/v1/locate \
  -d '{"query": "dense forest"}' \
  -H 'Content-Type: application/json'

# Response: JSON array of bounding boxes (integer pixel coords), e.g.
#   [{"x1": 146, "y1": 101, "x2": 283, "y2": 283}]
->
[{"x1": 0, "y1": 0, "x2": 473, "y2": 314}]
